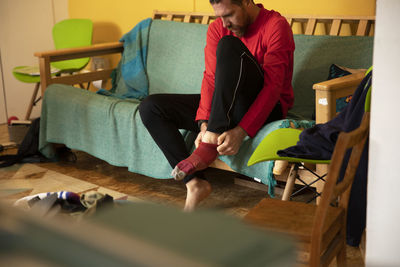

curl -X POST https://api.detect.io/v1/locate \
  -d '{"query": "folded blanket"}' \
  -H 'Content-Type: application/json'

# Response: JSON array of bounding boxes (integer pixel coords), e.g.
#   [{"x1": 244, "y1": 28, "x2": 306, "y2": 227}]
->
[{"x1": 97, "y1": 18, "x2": 152, "y2": 100}]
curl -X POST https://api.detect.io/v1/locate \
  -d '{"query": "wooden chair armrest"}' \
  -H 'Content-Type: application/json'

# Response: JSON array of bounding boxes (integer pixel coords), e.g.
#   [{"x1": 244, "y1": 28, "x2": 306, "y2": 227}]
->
[
  {"x1": 313, "y1": 71, "x2": 365, "y2": 92},
  {"x1": 35, "y1": 42, "x2": 124, "y2": 95},
  {"x1": 34, "y1": 42, "x2": 123, "y2": 61},
  {"x1": 313, "y1": 72, "x2": 365, "y2": 123}
]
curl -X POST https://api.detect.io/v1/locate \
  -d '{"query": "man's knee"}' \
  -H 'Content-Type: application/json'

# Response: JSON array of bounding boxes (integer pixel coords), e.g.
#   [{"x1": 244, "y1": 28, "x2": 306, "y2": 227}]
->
[
  {"x1": 138, "y1": 95, "x2": 162, "y2": 125},
  {"x1": 216, "y1": 35, "x2": 244, "y2": 58}
]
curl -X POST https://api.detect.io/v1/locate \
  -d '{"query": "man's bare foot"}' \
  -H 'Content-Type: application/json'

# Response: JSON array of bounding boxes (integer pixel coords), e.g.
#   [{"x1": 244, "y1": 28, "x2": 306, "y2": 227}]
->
[{"x1": 183, "y1": 178, "x2": 212, "y2": 212}]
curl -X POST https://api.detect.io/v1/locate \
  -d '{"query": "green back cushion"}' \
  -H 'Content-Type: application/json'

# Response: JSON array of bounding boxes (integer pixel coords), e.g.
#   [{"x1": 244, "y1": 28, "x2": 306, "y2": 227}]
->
[
  {"x1": 146, "y1": 20, "x2": 207, "y2": 95},
  {"x1": 145, "y1": 21, "x2": 373, "y2": 120},
  {"x1": 291, "y1": 35, "x2": 373, "y2": 119}
]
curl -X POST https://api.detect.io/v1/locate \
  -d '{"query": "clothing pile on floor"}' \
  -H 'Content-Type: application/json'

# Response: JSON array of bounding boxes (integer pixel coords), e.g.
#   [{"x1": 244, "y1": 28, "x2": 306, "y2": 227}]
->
[{"x1": 14, "y1": 191, "x2": 114, "y2": 219}]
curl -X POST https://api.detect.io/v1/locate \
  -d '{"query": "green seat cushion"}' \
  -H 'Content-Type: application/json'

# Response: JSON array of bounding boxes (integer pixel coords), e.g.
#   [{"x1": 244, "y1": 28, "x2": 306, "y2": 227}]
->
[
  {"x1": 248, "y1": 128, "x2": 330, "y2": 166},
  {"x1": 12, "y1": 67, "x2": 41, "y2": 83}
]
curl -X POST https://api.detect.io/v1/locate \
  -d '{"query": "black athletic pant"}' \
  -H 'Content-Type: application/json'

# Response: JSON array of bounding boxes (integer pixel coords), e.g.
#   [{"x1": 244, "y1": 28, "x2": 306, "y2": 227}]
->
[{"x1": 139, "y1": 36, "x2": 282, "y2": 183}]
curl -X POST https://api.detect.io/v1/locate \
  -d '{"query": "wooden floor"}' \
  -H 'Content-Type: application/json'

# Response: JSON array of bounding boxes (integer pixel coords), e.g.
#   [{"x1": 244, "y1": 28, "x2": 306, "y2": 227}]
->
[{"x1": 0, "y1": 123, "x2": 364, "y2": 266}]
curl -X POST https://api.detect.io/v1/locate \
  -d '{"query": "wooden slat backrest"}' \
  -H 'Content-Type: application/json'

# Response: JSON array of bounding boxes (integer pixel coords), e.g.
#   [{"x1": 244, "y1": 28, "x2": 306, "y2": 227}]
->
[
  {"x1": 286, "y1": 15, "x2": 375, "y2": 36},
  {"x1": 153, "y1": 10, "x2": 217, "y2": 25},
  {"x1": 153, "y1": 10, "x2": 375, "y2": 36}
]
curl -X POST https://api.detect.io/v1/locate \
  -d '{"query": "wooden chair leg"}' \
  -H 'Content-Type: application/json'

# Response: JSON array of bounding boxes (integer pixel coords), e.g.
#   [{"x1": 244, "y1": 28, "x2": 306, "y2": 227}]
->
[
  {"x1": 337, "y1": 239, "x2": 347, "y2": 267},
  {"x1": 282, "y1": 164, "x2": 298, "y2": 201},
  {"x1": 336, "y1": 220, "x2": 347, "y2": 267},
  {"x1": 359, "y1": 230, "x2": 366, "y2": 263},
  {"x1": 25, "y1": 82, "x2": 40, "y2": 120},
  {"x1": 273, "y1": 160, "x2": 288, "y2": 175},
  {"x1": 315, "y1": 164, "x2": 328, "y2": 204}
]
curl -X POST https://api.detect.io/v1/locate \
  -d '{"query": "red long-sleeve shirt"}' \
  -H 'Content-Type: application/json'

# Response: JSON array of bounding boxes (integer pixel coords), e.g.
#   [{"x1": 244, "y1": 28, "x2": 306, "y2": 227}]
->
[{"x1": 195, "y1": 4, "x2": 295, "y2": 138}]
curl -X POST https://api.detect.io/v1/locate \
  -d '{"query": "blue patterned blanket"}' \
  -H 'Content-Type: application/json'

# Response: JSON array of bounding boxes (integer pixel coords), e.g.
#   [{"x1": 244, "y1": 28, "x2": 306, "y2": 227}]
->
[{"x1": 97, "y1": 18, "x2": 152, "y2": 99}]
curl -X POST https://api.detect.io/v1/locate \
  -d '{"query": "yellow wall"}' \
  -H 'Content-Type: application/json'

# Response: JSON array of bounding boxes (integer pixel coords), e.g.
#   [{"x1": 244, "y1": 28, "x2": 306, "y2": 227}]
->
[
  {"x1": 196, "y1": 0, "x2": 376, "y2": 16},
  {"x1": 69, "y1": 0, "x2": 376, "y2": 43},
  {"x1": 69, "y1": 0, "x2": 376, "y2": 68},
  {"x1": 69, "y1": 0, "x2": 193, "y2": 44}
]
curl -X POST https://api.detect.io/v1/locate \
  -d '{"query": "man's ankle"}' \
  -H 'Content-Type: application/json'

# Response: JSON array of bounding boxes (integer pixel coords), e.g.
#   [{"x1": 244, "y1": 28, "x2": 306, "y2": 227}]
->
[{"x1": 201, "y1": 131, "x2": 219, "y2": 144}]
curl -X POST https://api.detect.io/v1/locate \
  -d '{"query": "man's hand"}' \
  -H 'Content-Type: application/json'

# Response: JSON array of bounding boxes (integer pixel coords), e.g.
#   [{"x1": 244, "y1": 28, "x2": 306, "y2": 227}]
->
[
  {"x1": 195, "y1": 122, "x2": 208, "y2": 148},
  {"x1": 217, "y1": 126, "x2": 247, "y2": 155}
]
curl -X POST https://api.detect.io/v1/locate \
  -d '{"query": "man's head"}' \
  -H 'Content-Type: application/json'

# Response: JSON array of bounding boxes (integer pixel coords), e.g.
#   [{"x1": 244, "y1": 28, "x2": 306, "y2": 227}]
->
[{"x1": 210, "y1": 0, "x2": 258, "y2": 37}]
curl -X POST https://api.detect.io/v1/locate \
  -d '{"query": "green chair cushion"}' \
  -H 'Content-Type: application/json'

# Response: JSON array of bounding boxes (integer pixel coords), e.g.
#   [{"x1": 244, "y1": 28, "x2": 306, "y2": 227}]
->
[
  {"x1": 248, "y1": 128, "x2": 331, "y2": 166},
  {"x1": 12, "y1": 66, "x2": 41, "y2": 83}
]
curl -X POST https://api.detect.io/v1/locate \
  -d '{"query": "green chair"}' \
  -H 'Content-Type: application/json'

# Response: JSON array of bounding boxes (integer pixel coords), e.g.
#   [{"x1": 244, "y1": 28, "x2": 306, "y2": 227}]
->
[
  {"x1": 51, "y1": 19, "x2": 93, "y2": 73},
  {"x1": 248, "y1": 128, "x2": 330, "y2": 202},
  {"x1": 248, "y1": 68, "x2": 372, "y2": 202},
  {"x1": 12, "y1": 19, "x2": 93, "y2": 120}
]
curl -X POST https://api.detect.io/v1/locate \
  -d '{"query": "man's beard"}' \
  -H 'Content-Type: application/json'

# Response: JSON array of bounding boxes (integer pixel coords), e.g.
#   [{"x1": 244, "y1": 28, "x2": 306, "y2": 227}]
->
[
  {"x1": 229, "y1": 14, "x2": 251, "y2": 37},
  {"x1": 231, "y1": 27, "x2": 245, "y2": 37}
]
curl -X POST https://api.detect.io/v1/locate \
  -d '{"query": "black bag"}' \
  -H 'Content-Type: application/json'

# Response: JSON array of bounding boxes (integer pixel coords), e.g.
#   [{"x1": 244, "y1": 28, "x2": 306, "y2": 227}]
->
[{"x1": 0, "y1": 118, "x2": 46, "y2": 168}]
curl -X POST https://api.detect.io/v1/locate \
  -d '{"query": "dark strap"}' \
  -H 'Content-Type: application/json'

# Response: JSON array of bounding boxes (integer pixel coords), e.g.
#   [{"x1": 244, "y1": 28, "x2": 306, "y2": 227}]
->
[{"x1": 0, "y1": 154, "x2": 23, "y2": 168}]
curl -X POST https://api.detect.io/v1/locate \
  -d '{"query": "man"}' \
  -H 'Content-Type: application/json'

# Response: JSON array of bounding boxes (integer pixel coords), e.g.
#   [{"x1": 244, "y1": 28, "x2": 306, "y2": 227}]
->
[{"x1": 139, "y1": 0, "x2": 294, "y2": 211}]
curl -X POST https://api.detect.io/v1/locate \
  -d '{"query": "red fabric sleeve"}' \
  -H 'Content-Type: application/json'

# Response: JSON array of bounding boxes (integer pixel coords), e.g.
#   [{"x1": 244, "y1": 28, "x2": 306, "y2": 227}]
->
[{"x1": 195, "y1": 23, "x2": 220, "y2": 122}]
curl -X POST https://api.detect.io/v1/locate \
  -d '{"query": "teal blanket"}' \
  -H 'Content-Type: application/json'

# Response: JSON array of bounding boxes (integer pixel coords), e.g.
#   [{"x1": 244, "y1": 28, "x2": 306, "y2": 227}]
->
[
  {"x1": 97, "y1": 18, "x2": 152, "y2": 99},
  {"x1": 39, "y1": 85, "x2": 196, "y2": 179}
]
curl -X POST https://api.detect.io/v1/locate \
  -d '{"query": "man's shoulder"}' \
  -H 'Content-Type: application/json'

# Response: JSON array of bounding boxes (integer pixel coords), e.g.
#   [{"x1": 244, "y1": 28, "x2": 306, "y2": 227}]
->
[
  {"x1": 260, "y1": 8, "x2": 291, "y2": 35},
  {"x1": 262, "y1": 9, "x2": 288, "y2": 25},
  {"x1": 208, "y1": 17, "x2": 227, "y2": 37},
  {"x1": 209, "y1": 17, "x2": 223, "y2": 30}
]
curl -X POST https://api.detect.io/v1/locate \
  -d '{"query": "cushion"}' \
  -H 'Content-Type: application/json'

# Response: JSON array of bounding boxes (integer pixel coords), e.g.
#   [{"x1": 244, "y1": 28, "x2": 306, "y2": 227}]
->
[
  {"x1": 146, "y1": 20, "x2": 208, "y2": 95},
  {"x1": 291, "y1": 35, "x2": 374, "y2": 120}
]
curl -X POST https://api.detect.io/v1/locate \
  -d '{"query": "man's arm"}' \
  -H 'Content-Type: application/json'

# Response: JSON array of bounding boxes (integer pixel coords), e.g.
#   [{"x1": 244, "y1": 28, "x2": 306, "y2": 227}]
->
[{"x1": 195, "y1": 22, "x2": 220, "y2": 122}]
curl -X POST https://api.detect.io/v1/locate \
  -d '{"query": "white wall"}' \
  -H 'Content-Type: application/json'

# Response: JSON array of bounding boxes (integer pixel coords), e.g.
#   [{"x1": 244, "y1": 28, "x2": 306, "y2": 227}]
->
[
  {"x1": 0, "y1": 53, "x2": 7, "y2": 124},
  {"x1": 0, "y1": 0, "x2": 68, "y2": 124},
  {"x1": 366, "y1": 0, "x2": 400, "y2": 266}
]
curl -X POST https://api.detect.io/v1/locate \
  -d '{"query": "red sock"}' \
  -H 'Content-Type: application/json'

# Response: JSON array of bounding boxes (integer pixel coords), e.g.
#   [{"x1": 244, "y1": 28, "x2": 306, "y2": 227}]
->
[{"x1": 176, "y1": 142, "x2": 218, "y2": 175}]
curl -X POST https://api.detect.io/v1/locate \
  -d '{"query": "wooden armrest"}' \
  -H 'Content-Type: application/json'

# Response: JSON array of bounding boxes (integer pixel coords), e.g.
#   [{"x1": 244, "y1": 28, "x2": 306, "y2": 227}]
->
[
  {"x1": 34, "y1": 42, "x2": 123, "y2": 61},
  {"x1": 313, "y1": 72, "x2": 366, "y2": 124},
  {"x1": 36, "y1": 42, "x2": 123, "y2": 94},
  {"x1": 313, "y1": 71, "x2": 365, "y2": 92}
]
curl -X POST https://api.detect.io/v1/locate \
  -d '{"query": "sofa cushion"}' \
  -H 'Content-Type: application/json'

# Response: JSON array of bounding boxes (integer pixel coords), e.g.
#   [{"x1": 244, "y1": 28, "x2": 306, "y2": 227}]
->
[
  {"x1": 146, "y1": 20, "x2": 208, "y2": 95},
  {"x1": 291, "y1": 35, "x2": 374, "y2": 120}
]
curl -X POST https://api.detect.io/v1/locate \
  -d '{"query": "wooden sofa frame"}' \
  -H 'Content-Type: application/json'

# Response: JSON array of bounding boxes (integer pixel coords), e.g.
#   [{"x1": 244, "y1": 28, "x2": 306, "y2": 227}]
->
[{"x1": 35, "y1": 11, "x2": 375, "y2": 197}]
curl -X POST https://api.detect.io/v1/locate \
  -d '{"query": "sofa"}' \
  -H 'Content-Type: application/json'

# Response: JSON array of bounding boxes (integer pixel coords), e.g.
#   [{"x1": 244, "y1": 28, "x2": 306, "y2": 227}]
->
[{"x1": 36, "y1": 12, "x2": 374, "y2": 193}]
